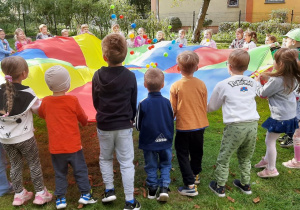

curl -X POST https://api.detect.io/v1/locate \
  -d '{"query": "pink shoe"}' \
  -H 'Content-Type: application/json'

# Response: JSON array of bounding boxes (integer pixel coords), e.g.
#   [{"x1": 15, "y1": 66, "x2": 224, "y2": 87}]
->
[
  {"x1": 254, "y1": 157, "x2": 268, "y2": 168},
  {"x1": 33, "y1": 187, "x2": 53, "y2": 205},
  {"x1": 257, "y1": 168, "x2": 279, "y2": 178},
  {"x1": 282, "y1": 158, "x2": 300, "y2": 169},
  {"x1": 12, "y1": 189, "x2": 33, "y2": 206}
]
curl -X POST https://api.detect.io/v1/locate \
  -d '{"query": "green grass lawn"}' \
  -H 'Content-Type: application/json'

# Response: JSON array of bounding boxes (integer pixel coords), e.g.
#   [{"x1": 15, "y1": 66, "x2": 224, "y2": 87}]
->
[{"x1": 0, "y1": 97, "x2": 300, "y2": 210}]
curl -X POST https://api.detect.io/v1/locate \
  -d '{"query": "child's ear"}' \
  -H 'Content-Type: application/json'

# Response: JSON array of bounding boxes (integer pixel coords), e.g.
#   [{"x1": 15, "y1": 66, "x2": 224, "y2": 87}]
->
[
  {"x1": 177, "y1": 66, "x2": 181, "y2": 72},
  {"x1": 161, "y1": 82, "x2": 164, "y2": 89},
  {"x1": 103, "y1": 55, "x2": 108, "y2": 62},
  {"x1": 144, "y1": 81, "x2": 147, "y2": 88}
]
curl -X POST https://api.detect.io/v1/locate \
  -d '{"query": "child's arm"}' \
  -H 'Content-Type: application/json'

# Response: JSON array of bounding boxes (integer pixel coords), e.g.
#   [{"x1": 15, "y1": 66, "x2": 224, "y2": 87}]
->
[
  {"x1": 229, "y1": 40, "x2": 235, "y2": 49},
  {"x1": 75, "y1": 98, "x2": 88, "y2": 126},
  {"x1": 92, "y1": 72, "x2": 99, "y2": 110},
  {"x1": 131, "y1": 76, "x2": 138, "y2": 121},
  {"x1": 31, "y1": 98, "x2": 41, "y2": 115},
  {"x1": 211, "y1": 40, "x2": 217, "y2": 49},
  {"x1": 38, "y1": 101, "x2": 45, "y2": 119},
  {"x1": 256, "y1": 77, "x2": 280, "y2": 98},
  {"x1": 207, "y1": 84, "x2": 222, "y2": 112},
  {"x1": 0, "y1": 42, "x2": 11, "y2": 55},
  {"x1": 135, "y1": 102, "x2": 143, "y2": 131},
  {"x1": 169, "y1": 85, "x2": 177, "y2": 118},
  {"x1": 134, "y1": 36, "x2": 139, "y2": 47},
  {"x1": 184, "y1": 38, "x2": 188, "y2": 46}
]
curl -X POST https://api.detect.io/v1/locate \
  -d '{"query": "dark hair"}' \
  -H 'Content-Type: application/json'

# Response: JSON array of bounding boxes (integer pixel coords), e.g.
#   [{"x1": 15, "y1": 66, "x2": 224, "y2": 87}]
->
[
  {"x1": 144, "y1": 68, "x2": 164, "y2": 92},
  {"x1": 102, "y1": 33, "x2": 127, "y2": 65},
  {"x1": 228, "y1": 49, "x2": 250, "y2": 72},
  {"x1": 244, "y1": 30, "x2": 257, "y2": 43},
  {"x1": 266, "y1": 34, "x2": 277, "y2": 43}
]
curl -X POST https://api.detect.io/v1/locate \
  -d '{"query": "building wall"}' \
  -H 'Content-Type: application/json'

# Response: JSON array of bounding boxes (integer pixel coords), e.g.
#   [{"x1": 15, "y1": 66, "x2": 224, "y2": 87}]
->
[{"x1": 151, "y1": 0, "x2": 246, "y2": 28}]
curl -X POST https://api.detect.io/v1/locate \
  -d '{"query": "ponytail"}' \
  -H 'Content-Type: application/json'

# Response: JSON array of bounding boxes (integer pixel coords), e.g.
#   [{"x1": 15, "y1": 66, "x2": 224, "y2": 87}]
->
[
  {"x1": 0, "y1": 78, "x2": 15, "y2": 116},
  {"x1": 251, "y1": 31, "x2": 257, "y2": 43}
]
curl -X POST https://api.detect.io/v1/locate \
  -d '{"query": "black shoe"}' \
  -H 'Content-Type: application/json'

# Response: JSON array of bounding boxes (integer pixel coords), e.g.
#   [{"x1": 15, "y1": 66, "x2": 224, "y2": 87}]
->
[
  {"x1": 280, "y1": 136, "x2": 293, "y2": 148},
  {"x1": 233, "y1": 179, "x2": 252, "y2": 195},
  {"x1": 124, "y1": 199, "x2": 141, "y2": 210},
  {"x1": 102, "y1": 189, "x2": 116, "y2": 203},
  {"x1": 278, "y1": 134, "x2": 288, "y2": 142},
  {"x1": 209, "y1": 181, "x2": 225, "y2": 197},
  {"x1": 147, "y1": 187, "x2": 158, "y2": 199},
  {"x1": 157, "y1": 187, "x2": 170, "y2": 202}
]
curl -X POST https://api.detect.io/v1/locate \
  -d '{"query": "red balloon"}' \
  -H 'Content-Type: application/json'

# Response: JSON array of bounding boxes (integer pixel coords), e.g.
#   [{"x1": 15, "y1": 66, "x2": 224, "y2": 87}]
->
[
  {"x1": 143, "y1": 34, "x2": 147, "y2": 39},
  {"x1": 119, "y1": 15, "x2": 124, "y2": 19},
  {"x1": 179, "y1": 44, "x2": 183, "y2": 48},
  {"x1": 155, "y1": 62, "x2": 158, "y2": 66},
  {"x1": 151, "y1": 45, "x2": 155, "y2": 48},
  {"x1": 148, "y1": 46, "x2": 152, "y2": 50},
  {"x1": 130, "y1": 50, "x2": 134, "y2": 55},
  {"x1": 147, "y1": 39, "x2": 152, "y2": 44}
]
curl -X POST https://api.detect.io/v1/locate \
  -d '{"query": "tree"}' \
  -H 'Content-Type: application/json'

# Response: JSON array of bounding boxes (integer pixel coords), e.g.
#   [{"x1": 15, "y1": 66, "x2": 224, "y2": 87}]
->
[
  {"x1": 129, "y1": 0, "x2": 151, "y2": 18},
  {"x1": 192, "y1": 0, "x2": 211, "y2": 43}
]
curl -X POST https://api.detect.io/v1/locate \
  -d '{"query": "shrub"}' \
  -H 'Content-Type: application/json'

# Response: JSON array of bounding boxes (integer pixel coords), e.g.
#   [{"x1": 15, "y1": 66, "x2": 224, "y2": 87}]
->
[
  {"x1": 270, "y1": 9, "x2": 289, "y2": 23},
  {"x1": 168, "y1": 16, "x2": 182, "y2": 32}
]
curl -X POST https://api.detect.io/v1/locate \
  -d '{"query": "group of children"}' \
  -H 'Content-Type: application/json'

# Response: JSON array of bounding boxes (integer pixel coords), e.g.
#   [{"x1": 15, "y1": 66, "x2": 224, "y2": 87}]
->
[{"x1": 0, "y1": 24, "x2": 300, "y2": 209}]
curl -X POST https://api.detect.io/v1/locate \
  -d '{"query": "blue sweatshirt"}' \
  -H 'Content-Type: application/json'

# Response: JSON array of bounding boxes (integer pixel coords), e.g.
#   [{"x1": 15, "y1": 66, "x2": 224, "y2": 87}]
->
[{"x1": 136, "y1": 92, "x2": 174, "y2": 151}]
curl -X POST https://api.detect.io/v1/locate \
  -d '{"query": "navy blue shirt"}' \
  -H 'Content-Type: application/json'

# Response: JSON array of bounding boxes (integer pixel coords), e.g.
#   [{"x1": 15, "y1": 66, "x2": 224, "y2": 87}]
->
[{"x1": 136, "y1": 92, "x2": 174, "y2": 151}]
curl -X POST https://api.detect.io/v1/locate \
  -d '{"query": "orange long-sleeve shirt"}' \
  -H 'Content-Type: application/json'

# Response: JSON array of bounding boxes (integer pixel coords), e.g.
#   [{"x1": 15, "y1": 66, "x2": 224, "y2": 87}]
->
[
  {"x1": 39, "y1": 95, "x2": 88, "y2": 154},
  {"x1": 170, "y1": 76, "x2": 209, "y2": 131}
]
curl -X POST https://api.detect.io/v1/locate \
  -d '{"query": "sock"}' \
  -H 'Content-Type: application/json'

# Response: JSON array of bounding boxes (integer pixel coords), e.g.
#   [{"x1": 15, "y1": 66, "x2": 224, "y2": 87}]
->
[
  {"x1": 188, "y1": 184, "x2": 195, "y2": 189},
  {"x1": 16, "y1": 189, "x2": 25, "y2": 195},
  {"x1": 105, "y1": 188, "x2": 114, "y2": 193},
  {"x1": 36, "y1": 189, "x2": 45, "y2": 195},
  {"x1": 126, "y1": 199, "x2": 135, "y2": 204}
]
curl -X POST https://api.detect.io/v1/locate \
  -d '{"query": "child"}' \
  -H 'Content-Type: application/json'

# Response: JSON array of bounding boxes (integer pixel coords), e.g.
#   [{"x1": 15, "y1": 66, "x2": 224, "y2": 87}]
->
[
  {"x1": 92, "y1": 33, "x2": 140, "y2": 210},
  {"x1": 136, "y1": 68, "x2": 174, "y2": 202},
  {"x1": 36, "y1": 24, "x2": 53, "y2": 40},
  {"x1": 0, "y1": 29, "x2": 15, "y2": 61},
  {"x1": 254, "y1": 48, "x2": 300, "y2": 177},
  {"x1": 156, "y1": 31, "x2": 165, "y2": 42},
  {"x1": 208, "y1": 49, "x2": 259, "y2": 197},
  {"x1": 127, "y1": 31, "x2": 135, "y2": 48},
  {"x1": 229, "y1": 28, "x2": 244, "y2": 49},
  {"x1": 243, "y1": 30, "x2": 257, "y2": 50},
  {"x1": 265, "y1": 34, "x2": 280, "y2": 53},
  {"x1": 0, "y1": 56, "x2": 52, "y2": 206},
  {"x1": 170, "y1": 51, "x2": 208, "y2": 196},
  {"x1": 79, "y1": 24, "x2": 94, "y2": 35},
  {"x1": 111, "y1": 24, "x2": 125, "y2": 37},
  {"x1": 175, "y1": 29, "x2": 188, "y2": 46},
  {"x1": 282, "y1": 28, "x2": 300, "y2": 59},
  {"x1": 281, "y1": 38, "x2": 287, "y2": 48},
  {"x1": 14, "y1": 28, "x2": 32, "y2": 51},
  {"x1": 134, "y1": 27, "x2": 147, "y2": 47},
  {"x1": 39, "y1": 65, "x2": 97, "y2": 209},
  {"x1": 0, "y1": 144, "x2": 13, "y2": 196},
  {"x1": 200, "y1": 29, "x2": 217, "y2": 49},
  {"x1": 61, "y1": 29, "x2": 69, "y2": 37}
]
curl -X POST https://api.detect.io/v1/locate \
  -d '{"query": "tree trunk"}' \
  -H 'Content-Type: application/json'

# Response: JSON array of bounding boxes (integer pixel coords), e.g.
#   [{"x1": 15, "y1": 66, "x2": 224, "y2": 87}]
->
[{"x1": 192, "y1": 0, "x2": 211, "y2": 43}]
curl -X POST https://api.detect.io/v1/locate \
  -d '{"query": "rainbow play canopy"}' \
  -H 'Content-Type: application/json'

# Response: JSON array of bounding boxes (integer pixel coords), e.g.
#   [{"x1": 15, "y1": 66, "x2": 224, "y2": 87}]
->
[{"x1": 0, "y1": 34, "x2": 273, "y2": 121}]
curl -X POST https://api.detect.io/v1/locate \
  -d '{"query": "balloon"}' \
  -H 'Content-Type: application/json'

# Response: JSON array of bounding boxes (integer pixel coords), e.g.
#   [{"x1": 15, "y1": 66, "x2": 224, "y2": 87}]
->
[
  {"x1": 129, "y1": 33, "x2": 134, "y2": 39},
  {"x1": 130, "y1": 51, "x2": 134, "y2": 55},
  {"x1": 168, "y1": 46, "x2": 172, "y2": 50},
  {"x1": 146, "y1": 64, "x2": 150, "y2": 68},
  {"x1": 147, "y1": 39, "x2": 152, "y2": 44},
  {"x1": 131, "y1": 23, "x2": 136, "y2": 29},
  {"x1": 163, "y1": 52, "x2": 168, "y2": 57},
  {"x1": 150, "y1": 62, "x2": 154, "y2": 66},
  {"x1": 168, "y1": 25, "x2": 172, "y2": 29},
  {"x1": 179, "y1": 44, "x2": 183, "y2": 48},
  {"x1": 143, "y1": 34, "x2": 147, "y2": 39},
  {"x1": 152, "y1": 64, "x2": 156, "y2": 68},
  {"x1": 171, "y1": 40, "x2": 176, "y2": 44},
  {"x1": 155, "y1": 62, "x2": 158, "y2": 67},
  {"x1": 119, "y1": 15, "x2": 124, "y2": 19},
  {"x1": 110, "y1": 5, "x2": 115, "y2": 9},
  {"x1": 148, "y1": 46, "x2": 152, "y2": 50},
  {"x1": 153, "y1": 38, "x2": 158, "y2": 43},
  {"x1": 206, "y1": 39, "x2": 210, "y2": 42},
  {"x1": 111, "y1": 14, "x2": 116, "y2": 19},
  {"x1": 151, "y1": 45, "x2": 155, "y2": 49}
]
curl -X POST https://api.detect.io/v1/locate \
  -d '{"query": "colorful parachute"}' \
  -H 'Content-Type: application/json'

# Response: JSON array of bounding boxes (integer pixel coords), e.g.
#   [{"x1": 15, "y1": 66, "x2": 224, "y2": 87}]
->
[{"x1": 0, "y1": 34, "x2": 273, "y2": 121}]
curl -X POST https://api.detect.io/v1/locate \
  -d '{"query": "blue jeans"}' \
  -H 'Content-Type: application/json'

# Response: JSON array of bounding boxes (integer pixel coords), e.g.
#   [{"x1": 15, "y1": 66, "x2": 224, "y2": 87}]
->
[
  {"x1": 143, "y1": 148, "x2": 172, "y2": 188},
  {"x1": 0, "y1": 144, "x2": 12, "y2": 196}
]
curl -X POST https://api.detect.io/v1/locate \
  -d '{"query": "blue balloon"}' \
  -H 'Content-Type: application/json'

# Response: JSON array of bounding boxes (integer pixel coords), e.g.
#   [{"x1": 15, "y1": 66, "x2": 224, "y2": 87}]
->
[
  {"x1": 131, "y1": 23, "x2": 136, "y2": 29},
  {"x1": 168, "y1": 46, "x2": 172, "y2": 50},
  {"x1": 171, "y1": 40, "x2": 176, "y2": 44},
  {"x1": 111, "y1": 14, "x2": 116, "y2": 19},
  {"x1": 153, "y1": 38, "x2": 158, "y2": 43}
]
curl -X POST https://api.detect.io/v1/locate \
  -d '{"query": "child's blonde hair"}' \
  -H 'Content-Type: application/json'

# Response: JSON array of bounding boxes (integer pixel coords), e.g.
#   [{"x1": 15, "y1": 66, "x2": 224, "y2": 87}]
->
[
  {"x1": 128, "y1": 30, "x2": 135, "y2": 38},
  {"x1": 179, "y1": 29, "x2": 186, "y2": 35},
  {"x1": 112, "y1": 24, "x2": 120, "y2": 31},
  {"x1": 81, "y1": 24, "x2": 89, "y2": 30},
  {"x1": 102, "y1": 33, "x2": 127, "y2": 65},
  {"x1": 236, "y1": 28, "x2": 243, "y2": 34},
  {"x1": 177, "y1": 51, "x2": 199, "y2": 74},
  {"x1": 144, "y1": 68, "x2": 164, "y2": 92},
  {"x1": 61, "y1": 29, "x2": 69, "y2": 34},
  {"x1": 0, "y1": 56, "x2": 29, "y2": 115},
  {"x1": 156, "y1": 31, "x2": 165, "y2": 39},
  {"x1": 228, "y1": 49, "x2": 250, "y2": 72},
  {"x1": 39, "y1": 24, "x2": 47, "y2": 32},
  {"x1": 244, "y1": 29, "x2": 257, "y2": 43},
  {"x1": 203, "y1": 29, "x2": 213, "y2": 38},
  {"x1": 14, "y1": 28, "x2": 25, "y2": 41}
]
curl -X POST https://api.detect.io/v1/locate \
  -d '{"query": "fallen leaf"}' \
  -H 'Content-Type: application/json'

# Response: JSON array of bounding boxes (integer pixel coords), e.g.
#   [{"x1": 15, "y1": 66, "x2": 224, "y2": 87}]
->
[
  {"x1": 253, "y1": 196, "x2": 260, "y2": 203},
  {"x1": 143, "y1": 181, "x2": 146, "y2": 187},
  {"x1": 134, "y1": 160, "x2": 139, "y2": 167},
  {"x1": 141, "y1": 187, "x2": 147, "y2": 198},
  {"x1": 88, "y1": 175, "x2": 93, "y2": 180},
  {"x1": 294, "y1": 189, "x2": 300, "y2": 194},
  {"x1": 194, "y1": 204, "x2": 200, "y2": 209},
  {"x1": 229, "y1": 169, "x2": 236, "y2": 177},
  {"x1": 113, "y1": 170, "x2": 117, "y2": 173},
  {"x1": 134, "y1": 188, "x2": 140, "y2": 195},
  {"x1": 171, "y1": 177, "x2": 176, "y2": 182},
  {"x1": 188, "y1": 198, "x2": 193, "y2": 201},
  {"x1": 225, "y1": 184, "x2": 232, "y2": 191},
  {"x1": 288, "y1": 170, "x2": 292, "y2": 174},
  {"x1": 171, "y1": 168, "x2": 175, "y2": 171},
  {"x1": 213, "y1": 165, "x2": 216, "y2": 169},
  {"x1": 77, "y1": 203, "x2": 84, "y2": 209},
  {"x1": 227, "y1": 196, "x2": 235, "y2": 203},
  {"x1": 93, "y1": 183, "x2": 103, "y2": 187},
  {"x1": 229, "y1": 207, "x2": 235, "y2": 210}
]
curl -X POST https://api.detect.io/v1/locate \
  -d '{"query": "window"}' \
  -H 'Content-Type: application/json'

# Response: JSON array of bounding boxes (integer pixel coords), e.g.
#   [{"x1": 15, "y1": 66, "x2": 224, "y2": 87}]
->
[
  {"x1": 265, "y1": 0, "x2": 285, "y2": 3},
  {"x1": 228, "y1": 0, "x2": 239, "y2": 7}
]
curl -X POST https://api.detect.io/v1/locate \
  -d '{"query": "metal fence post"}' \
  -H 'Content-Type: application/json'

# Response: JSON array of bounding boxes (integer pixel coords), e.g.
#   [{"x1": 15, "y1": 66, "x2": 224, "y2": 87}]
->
[
  {"x1": 239, "y1": 10, "x2": 241, "y2": 28},
  {"x1": 193, "y1": 11, "x2": 195, "y2": 30}
]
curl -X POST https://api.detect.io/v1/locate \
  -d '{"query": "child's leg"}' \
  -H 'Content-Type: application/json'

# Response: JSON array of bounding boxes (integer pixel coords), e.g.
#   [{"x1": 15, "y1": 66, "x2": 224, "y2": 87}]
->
[
  {"x1": 51, "y1": 153, "x2": 69, "y2": 197},
  {"x1": 214, "y1": 124, "x2": 245, "y2": 186},
  {"x1": 158, "y1": 148, "x2": 172, "y2": 188},
  {"x1": 236, "y1": 122, "x2": 257, "y2": 185},
  {"x1": 0, "y1": 144, "x2": 13, "y2": 196},
  {"x1": 293, "y1": 122, "x2": 300, "y2": 162},
  {"x1": 189, "y1": 130, "x2": 204, "y2": 176},
  {"x1": 69, "y1": 150, "x2": 91, "y2": 194},
  {"x1": 19, "y1": 137, "x2": 44, "y2": 192},
  {"x1": 97, "y1": 128, "x2": 115, "y2": 190},
  {"x1": 114, "y1": 129, "x2": 134, "y2": 201},
  {"x1": 175, "y1": 132, "x2": 194, "y2": 186},
  {"x1": 264, "y1": 132, "x2": 281, "y2": 170},
  {"x1": 143, "y1": 150, "x2": 159, "y2": 188},
  {"x1": 2, "y1": 143, "x2": 24, "y2": 193}
]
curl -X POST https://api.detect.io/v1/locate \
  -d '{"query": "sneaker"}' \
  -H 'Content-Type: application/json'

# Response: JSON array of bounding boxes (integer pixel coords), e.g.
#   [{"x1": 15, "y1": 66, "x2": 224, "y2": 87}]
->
[
  {"x1": 257, "y1": 168, "x2": 279, "y2": 178},
  {"x1": 12, "y1": 189, "x2": 33, "y2": 206},
  {"x1": 102, "y1": 189, "x2": 117, "y2": 202},
  {"x1": 56, "y1": 197, "x2": 67, "y2": 209},
  {"x1": 178, "y1": 185, "x2": 198, "y2": 196},
  {"x1": 78, "y1": 193, "x2": 97, "y2": 205},
  {"x1": 278, "y1": 134, "x2": 288, "y2": 142},
  {"x1": 280, "y1": 136, "x2": 293, "y2": 148},
  {"x1": 157, "y1": 187, "x2": 169, "y2": 202},
  {"x1": 283, "y1": 158, "x2": 300, "y2": 169},
  {"x1": 233, "y1": 179, "x2": 252, "y2": 195},
  {"x1": 254, "y1": 157, "x2": 268, "y2": 168},
  {"x1": 33, "y1": 187, "x2": 53, "y2": 205},
  {"x1": 194, "y1": 174, "x2": 200, "y2": 184},
  {"x1": 147, "y1": 187, "x2": 157, "y2": 199},
  {"x1": 209, "y1": 181, "x2": 225, "y2": 197},
  {"x1": 124, "y1": 198, "x2": 141, "y2": 210}
]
